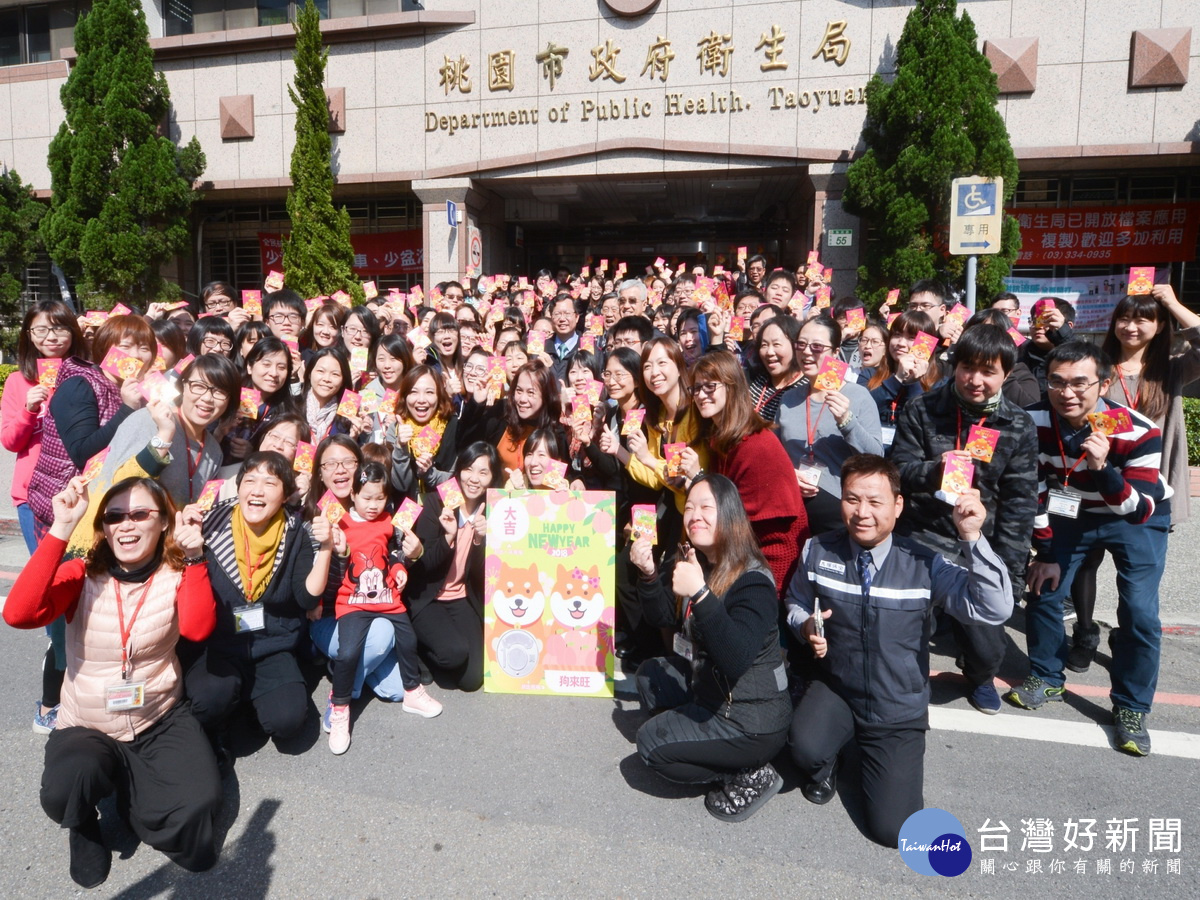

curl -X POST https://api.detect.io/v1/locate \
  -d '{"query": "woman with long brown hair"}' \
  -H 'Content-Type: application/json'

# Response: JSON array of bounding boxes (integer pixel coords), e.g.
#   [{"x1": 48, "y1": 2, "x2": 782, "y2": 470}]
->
[
  {"x1": 1066, "y1": 282, "x2": 1200, "y2": 672},
  {"x1": 690, "y1": 352, "x2": 808, "y2": 596},
  {"x1": 867, "y1": 310, "x2": 947, "y2": 451},
  {"x1": 4, "y1": 476, "x2": 221, "y2": 887},
  {"x1": 629, "y1": 474, "x2": 791, "y2": 823}
]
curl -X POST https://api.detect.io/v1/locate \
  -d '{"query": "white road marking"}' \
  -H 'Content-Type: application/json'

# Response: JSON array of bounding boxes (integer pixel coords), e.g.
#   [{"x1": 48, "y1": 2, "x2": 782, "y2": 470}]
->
[{"x1": 930, "y1": 707, "x2": 1200, "y2": 760}]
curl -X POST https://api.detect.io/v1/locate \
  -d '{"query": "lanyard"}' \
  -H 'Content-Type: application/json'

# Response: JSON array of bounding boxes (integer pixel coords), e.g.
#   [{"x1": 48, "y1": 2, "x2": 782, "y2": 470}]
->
[
  {"x1": 1052, "y1": 415, "x2": 1086, "y2": 488},
  {"x1": 241, "y1": 527, "x2": 273, "y2": 602},
  {"x1": 114, "y1": 571, "x2": 158, "y2": 680},
  {"x1": 1118, "y1": 372, "x2": 1140, "y2": 411},
  {"x1": 954, "y1": 407, "x2": 987, "y2": 452},
  {"x1": 805, "y1": 395, "x2": 828, "y2": 449},
  {"x1": 754, "y1": 373, "x2": 800, "y2": 414}
]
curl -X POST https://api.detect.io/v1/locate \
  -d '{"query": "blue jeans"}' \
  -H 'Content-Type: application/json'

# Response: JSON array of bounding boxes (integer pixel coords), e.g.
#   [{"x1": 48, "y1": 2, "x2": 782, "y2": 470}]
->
[
  {"x1": 18, "y1": 503, "x2": 67, "y2": 670},
  {"x1": 1027, "y1": 512, "x2": 1168, "y2": 712},
  {"x1": 309, "y1": 614, "x2": 406, "y2": 702}
]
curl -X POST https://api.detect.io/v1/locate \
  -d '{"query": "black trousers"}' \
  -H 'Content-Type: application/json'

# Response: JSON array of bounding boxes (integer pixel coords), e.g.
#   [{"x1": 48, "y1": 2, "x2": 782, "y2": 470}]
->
[
  {"x1": 332, "y1": 610, "x2": 420, "y2": 704},
  {"x1": 789, "y1": 680, "x2": 925, "y2": 848},
  {"x1": 409, "y1": 599, "x2": 484, "y2": 692},
  {"x1": 950, "y1": 618, "x2": 1006, "y2": 686},
  {"x1": 184, "y1": 647, "x2": 308, "y2": 739},
  {"x1": 40, "y1": 703, "x2": 221, "y2": 872},
  {"x1": 635, "y1": 656, "x2": 787, "y2": 785}
]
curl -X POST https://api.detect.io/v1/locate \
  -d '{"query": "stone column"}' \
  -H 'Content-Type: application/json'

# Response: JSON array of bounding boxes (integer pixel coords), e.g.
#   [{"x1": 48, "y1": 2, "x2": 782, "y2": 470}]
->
[
  {"x1": 411, "y1": 177, "x2": 493, "y2": 288},
  {"x1": 808, "y1": 163, "x2": 860, "y2": 298}
]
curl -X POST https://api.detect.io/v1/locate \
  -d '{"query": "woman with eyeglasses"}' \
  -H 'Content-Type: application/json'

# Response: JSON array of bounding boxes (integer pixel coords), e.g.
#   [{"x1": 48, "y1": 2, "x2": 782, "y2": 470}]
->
[
  {"x1": 853, "y1": 321, "x2": 886, "y2": 378},
  {"x1": 777, "y1": 315, "x2": 884, "y2": 534},
  {"x1": 183, "y1": 451, "x2": 336, "y2": 770},
  {"x1": 691, "y1": 352, "x2": 808, "y2": 597},
  {"x1": 199, "y1": 280, "x2": 251, "y2": 331},
  {"x1": 2, "y1": 301, "x2": 88, "y2": 734},
  {"x1": 186, "y1": 316, "x2": 237, "y2": 360},
  {"x1": 5, "y1": 475, "x2": 221, "y2": 887},
  {"x1": 64, "y1": 355, "x2": 242, "y2": 558},
  {"x1": 28, "y1": 315, "x2": 158, "y2": 538},
  {"x1": 746, "y1": 315, "x2": 804, "y2": 423},
  {"x1": 341, "y1": 306, "x2": 382, "y2": 384},
  {"x1": 867, "y1": 310, "x2": 947, "y2": 452},
  {"x1": 215, "y1": 412, "x2": 313, "y2": 502}
]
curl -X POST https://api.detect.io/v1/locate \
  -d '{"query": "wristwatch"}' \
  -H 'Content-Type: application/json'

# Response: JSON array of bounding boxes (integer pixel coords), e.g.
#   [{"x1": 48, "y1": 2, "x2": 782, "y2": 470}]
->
[{"x1": 149, "y1": 435, "x2": 172, "y2": 451}]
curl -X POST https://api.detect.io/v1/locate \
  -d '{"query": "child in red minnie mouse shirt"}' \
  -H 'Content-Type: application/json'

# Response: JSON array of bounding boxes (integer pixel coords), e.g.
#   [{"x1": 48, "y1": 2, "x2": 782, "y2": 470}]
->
[{"x1": 327, "y1": 461, "x2": 441, "y2": 754}]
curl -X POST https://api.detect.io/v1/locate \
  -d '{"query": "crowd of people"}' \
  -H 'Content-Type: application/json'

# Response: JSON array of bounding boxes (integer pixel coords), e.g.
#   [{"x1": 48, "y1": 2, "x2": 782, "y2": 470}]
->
[{"x1": 1, "y1": 256, "x2": 1193, "y2": 884}]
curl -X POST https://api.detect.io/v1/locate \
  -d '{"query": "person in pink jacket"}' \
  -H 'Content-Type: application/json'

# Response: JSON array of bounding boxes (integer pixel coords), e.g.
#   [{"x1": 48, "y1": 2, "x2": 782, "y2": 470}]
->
[
  {"x1": 4, "y1": 475, "x2": 221, "y2": 888},
  {"x1": 0, "y1": 300, "x2": 86, "y2": 734}
]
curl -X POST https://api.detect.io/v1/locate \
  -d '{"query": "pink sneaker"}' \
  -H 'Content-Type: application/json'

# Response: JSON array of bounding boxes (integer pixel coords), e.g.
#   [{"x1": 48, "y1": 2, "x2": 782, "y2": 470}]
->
[
  {"x1": 328, "y1": 704, "x2": 351, "y2": 755},
  {"x1": 402, "y1": 684, "x2": 443, "y2": 718}
]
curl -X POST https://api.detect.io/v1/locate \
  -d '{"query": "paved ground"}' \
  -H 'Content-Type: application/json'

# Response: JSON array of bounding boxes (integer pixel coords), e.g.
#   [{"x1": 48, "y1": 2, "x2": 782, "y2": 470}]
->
[{"x1": 0, "y1": 444, "x2": 1197, "y2": 897}]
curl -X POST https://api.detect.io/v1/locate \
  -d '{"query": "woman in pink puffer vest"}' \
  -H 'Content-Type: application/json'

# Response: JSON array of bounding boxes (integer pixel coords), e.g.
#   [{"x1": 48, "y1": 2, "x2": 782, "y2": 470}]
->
[{"x1": 5, "y1": 475, "x2": 221, "y2": 889}]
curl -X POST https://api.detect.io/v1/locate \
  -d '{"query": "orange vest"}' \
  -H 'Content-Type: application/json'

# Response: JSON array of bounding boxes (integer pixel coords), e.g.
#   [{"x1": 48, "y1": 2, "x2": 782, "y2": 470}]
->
[{"x1": 59, "y1": 569, "x2": 185, "y2": 742}]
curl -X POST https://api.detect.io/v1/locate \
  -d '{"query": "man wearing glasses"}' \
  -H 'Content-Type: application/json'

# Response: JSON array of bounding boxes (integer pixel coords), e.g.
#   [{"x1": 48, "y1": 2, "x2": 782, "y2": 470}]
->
[
  {"x1": 546, "y1": 294, "x2": 581, "y2": 381},
  {"x1": 1009, "y1": 342, "x2": 1170, "y2": 757},
  {"x1": 263, "y1": 292, "x2": 307, "y2": 341}
]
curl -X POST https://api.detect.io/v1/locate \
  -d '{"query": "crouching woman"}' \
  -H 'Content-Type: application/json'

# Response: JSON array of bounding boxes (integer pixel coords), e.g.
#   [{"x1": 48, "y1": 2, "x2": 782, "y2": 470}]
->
[
  {"x1": 628, "y1": 473, "x2": 791, "y2": 822},
  {"x1": 4, "y1": 476, "x2": 220, "y2": 888}
]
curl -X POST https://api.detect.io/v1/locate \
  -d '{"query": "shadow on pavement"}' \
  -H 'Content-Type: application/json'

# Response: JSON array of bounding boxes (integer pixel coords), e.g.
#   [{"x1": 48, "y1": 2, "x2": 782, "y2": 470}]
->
[
  {"x1": 111, "y1": 798, "x2": 280, "y2": 900},
  {"x1": 618, "y1": 752, "x2": 706, "y2": 800}
]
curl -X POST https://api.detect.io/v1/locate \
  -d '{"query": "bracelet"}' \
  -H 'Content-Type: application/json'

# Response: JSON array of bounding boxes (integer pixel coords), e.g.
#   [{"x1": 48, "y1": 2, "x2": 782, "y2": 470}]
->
[
  {"x1": 183, "y1": 555, "x2": 206, "y2": 566},
  {"x1": 688, "y1": 583, "x2": 710, "y2": 604}
]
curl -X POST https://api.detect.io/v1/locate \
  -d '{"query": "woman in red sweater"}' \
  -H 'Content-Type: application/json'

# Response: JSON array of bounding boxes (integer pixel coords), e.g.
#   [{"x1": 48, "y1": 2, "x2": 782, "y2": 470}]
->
[
  {"x1": 684, "y1": 351, "x2": 808, "y2": 598},
  {"x1": 3, "y1": 475, "x2": 220, "y2": 888}
]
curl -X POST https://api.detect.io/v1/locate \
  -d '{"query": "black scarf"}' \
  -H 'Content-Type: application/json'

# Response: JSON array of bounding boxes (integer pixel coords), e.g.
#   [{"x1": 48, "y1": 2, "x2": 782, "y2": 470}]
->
[{"x1": 109, "y1": 545, "x2": 164, "y2": 584}]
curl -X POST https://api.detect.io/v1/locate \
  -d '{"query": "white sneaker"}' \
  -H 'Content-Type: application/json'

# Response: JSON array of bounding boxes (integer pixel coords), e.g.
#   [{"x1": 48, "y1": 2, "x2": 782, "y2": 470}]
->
[
  {"x1": 402, "y1": 684, "x2": 443, "y2": 718},
  {"x1": 328, "y1": 704, "x2": 351, "y2": 755}
]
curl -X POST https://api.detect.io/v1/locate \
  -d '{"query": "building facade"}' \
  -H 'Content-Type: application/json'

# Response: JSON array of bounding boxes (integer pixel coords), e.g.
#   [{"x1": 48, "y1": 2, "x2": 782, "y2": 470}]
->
[{"x1": 1, "y1": 0, "x2": 1198, "y2": 302}]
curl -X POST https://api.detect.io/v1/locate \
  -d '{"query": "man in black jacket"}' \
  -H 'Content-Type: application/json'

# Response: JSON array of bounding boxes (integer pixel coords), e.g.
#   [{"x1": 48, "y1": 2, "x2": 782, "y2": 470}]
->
[
  {"x1": 890, "y1": 325, "x2": 1037, "y2": 714},
  {"x1": 785, "y1": 454, "x2": 1012, "y2": 847}
]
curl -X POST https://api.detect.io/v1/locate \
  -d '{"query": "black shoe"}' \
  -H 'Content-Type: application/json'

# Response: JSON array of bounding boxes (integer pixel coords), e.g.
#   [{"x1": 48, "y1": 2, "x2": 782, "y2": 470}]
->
[
  {"x1": 1112, "y1": 706, "x2": 1151, "y2": 757},
  {"x1": 801, "y1": 763, "x2": 838, "y2": 805},
  {"x1": 704, "y1": 764, "x2": 782, "y2": 823},
  {"x1": 68, "y1": 818, "x2": 111, "y2": 889}
]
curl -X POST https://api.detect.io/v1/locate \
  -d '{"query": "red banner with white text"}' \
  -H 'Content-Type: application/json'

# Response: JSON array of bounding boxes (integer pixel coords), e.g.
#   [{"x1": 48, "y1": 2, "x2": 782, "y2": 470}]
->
[
  {"x1": 1009, "y1": 203, "x2": 1200, "y2": 266},
  {"x1": 258, "y1": 231, "x2": 424, "y2": 276}
]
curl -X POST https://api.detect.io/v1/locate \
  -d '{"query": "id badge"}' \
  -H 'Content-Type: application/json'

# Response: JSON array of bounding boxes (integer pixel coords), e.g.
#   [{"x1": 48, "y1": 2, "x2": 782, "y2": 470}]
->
[
  {"x1": 105, "y1": 681, "x2": 146, "y2": 712},
  {"x1": 796, "y1": 461, "x2": 824, "y2": 487},
  {"x1": 880, "y1": 425, "x2": 896, "y2": 448},
  {"x1": 233, "y1": 604, "x2": 266, "y2": 633},
  {"x1": 672, "y1": 632, "x2": 694, "y2": 662},
  {"x1": 1046, "y1": 488, "x2": 1081, "y2": 519}
]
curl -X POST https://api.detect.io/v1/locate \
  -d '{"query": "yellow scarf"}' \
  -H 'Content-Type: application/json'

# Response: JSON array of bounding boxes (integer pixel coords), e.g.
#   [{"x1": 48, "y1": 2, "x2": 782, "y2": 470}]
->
[
  {"x1": 231, "y1": 506, "x2": 285, "y2": 603},
  {"x1": 402, "y1": 414, "x2": 448, "y2": 454}
]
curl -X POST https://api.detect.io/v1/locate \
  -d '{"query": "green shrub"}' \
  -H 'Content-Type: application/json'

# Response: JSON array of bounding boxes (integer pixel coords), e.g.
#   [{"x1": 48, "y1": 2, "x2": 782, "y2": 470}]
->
[
  {"x1": 0, "y1": 364, "x2": 18, "y2": 406},
  {"x1": 1184, "y1": 397, "x2": 1200, "y2": 467}
]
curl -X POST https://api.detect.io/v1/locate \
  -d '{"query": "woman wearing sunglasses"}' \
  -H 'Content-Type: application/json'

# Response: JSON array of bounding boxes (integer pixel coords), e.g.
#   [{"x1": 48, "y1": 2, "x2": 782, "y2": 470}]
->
[
  {"x1": 5, "y1": 475, "x2": 221, "y2": 887},
  {"x1": 776, "y1": 315, "x2": 883, "y2": 535},
  {"x1": 62, "y1": 356, "x2": 242, "y2": 559}
]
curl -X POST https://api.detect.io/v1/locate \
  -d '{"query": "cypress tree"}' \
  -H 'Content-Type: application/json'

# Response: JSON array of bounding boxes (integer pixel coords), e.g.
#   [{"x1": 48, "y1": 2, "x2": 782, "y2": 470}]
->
[
  {"x1": 40, "y1": 0, "x2": 205, "y2": 303},
  {"x1": 843, "y1": 0, "x2": 1020, "y2": 304},
  {"x1": 0, "y1": 166, "x2": 45, "y2": 337},
  {"x1": 283, "y1": 0, "x2": 359, "y2": 302}
]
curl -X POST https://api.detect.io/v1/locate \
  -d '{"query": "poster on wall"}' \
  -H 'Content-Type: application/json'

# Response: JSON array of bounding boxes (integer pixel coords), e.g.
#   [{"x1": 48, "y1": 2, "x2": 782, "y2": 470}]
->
[
  {"x1": 1003, "y1": 267, "x2": 1169, "y2": 333},
  {"x1": 483, "y1": 489, "x2": 617, "y2": 697},
  {"x1": 258, "y1": 231, "x2": 424, "y2": 276},
  {"x1": 1008, "y1": 203, "x2": 1200, "y2": 267}
]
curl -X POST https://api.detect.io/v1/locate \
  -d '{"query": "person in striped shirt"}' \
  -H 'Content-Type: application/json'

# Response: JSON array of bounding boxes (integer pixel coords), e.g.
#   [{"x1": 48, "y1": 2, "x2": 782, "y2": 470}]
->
[{"x1": 1006, "y1": 341, "x2": 1171, "y2": 757}]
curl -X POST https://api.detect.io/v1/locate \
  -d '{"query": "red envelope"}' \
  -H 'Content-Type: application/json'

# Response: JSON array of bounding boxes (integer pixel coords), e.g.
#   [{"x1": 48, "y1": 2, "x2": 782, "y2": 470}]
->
[
  {"x1": 631, "y1": 505, "x2": 657, "y2": 544},
  {"x1": 910, "y1": 331, "x2": 939, "y2": 362},
  {"x1": 965, "y1": 425, "x2": 1001, "y2": 463},
  {"x1": 1127, "y1": 267, "x2": 1154, "y2": 296},
  {"x1": 812, "y1": 356, "x2": 848, "y2": 392}
]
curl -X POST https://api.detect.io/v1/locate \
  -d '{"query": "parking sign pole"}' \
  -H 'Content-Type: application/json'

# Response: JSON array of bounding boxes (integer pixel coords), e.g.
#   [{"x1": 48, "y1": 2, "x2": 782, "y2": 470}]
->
[{"x1": 966, "y1": 254, "x2": 978, "y2": 313}]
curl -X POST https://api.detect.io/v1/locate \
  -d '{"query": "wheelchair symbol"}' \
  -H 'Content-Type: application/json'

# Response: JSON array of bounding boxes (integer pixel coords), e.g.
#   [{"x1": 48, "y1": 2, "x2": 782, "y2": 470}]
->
[{"x1": 957, "y1": 182, "x2": 995, "y2": 216}]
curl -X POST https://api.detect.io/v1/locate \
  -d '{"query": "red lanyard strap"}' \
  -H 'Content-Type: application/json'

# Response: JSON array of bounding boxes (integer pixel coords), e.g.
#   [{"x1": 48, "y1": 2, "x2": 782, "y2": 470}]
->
[
  {"x1": 805, "y1": 395, "x2": 828, "y2": 448},
  {"x1": 1118, "y1": 372, "x2": 1140, "y2": 411},
  {"x1": 241, "y1": 528, "x2": 272, "y2": 600},
  {"x1": 1052, "y1": 415, "x2": 1086, "y2": 488},
  {"x1": 114, "y1": 571, "x2": 158, "y2": 680},
  {"x1": 954, "y1": 407, "x2": 987, "y2": 452}
]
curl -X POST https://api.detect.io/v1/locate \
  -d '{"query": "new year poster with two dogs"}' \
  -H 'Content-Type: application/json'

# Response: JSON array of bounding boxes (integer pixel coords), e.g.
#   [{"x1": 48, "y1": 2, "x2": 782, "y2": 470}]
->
[{"x1": 483, "y1": 490, "x2": 617, "y2": 697}]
